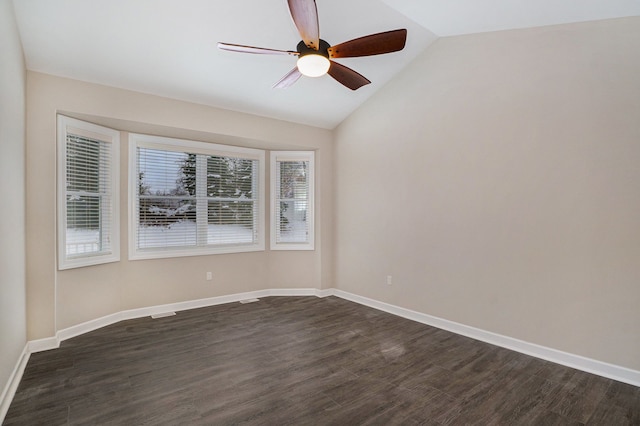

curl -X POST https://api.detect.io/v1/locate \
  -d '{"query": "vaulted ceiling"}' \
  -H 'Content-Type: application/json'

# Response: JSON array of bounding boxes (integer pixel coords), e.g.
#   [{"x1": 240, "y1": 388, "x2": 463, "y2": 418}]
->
[{"x1": 12, "y1": 0, "x2": 640, "y2": 128}]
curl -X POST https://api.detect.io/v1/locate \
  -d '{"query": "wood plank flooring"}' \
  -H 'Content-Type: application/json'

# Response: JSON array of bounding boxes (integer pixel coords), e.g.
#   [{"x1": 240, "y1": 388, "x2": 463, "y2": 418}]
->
[{"x1": 4, "y1": 296, "x2": 640, "y2": 425}]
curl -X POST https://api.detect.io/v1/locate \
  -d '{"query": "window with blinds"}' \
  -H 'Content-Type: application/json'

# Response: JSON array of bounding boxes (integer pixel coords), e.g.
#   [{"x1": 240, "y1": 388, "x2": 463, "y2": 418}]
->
[
  {"x1": 129, "y1": 134, "x2": 265, "y2": 259},
  {"x1": 57, "y1": 116, "x2": 120, "y2": 269},
  {"x1": 270, "y1": 151, "x2": 314, "y2": 250}
]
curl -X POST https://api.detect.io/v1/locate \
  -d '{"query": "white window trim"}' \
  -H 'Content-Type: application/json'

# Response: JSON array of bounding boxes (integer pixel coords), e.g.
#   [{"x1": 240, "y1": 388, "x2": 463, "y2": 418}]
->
[
  {"x1": 57, "y1": 115, "x2": 120, "y2": 270},
  {"x1": 128, "y1": 133, "x2": 265, "y2": 260},
  {"x1": 270, "y1": 151, "x2": 315, "y2": 251}
]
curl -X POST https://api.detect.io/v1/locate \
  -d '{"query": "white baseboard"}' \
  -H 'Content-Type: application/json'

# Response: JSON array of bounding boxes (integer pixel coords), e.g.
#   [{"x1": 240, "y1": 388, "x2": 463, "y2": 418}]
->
[
  {"x1": 23, "y1": 287, "x2": 640, "y2": 389},
  {"x1": 315, "y1": 288, "x2": 335, "y2": 298},
  {"x1": 55, "y1": 292, "x2": 260, "y2": 344},
  {"x1": 0, "y1": 344, "x2": 30, "y2": 423},
  {"x1": 265, "y1": 288, "x2": 319, "y2": 297},
  {"x1": 28, "y1": 336, "x2": 60, "y2": 353},
  {"x1": 332, "y1": 289, "x2": 640, "y2": 387},
  {"x1": 35, "y1": 289, "x2": 323, "y2": 352}
]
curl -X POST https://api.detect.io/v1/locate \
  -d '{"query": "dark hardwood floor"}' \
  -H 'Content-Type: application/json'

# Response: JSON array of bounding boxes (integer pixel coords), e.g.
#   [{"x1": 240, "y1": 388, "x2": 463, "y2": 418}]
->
[{"x1": 4, "y1": 296, "x2": 640, "y2": 425}]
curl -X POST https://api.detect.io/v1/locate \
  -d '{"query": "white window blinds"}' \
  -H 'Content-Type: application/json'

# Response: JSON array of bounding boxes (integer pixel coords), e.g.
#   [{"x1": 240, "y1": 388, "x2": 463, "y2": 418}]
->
[
  {"x1": 130, "y1": 134, "x2": 265, "y2": 259},
  {"x1": 271, "y1": 151, "x2": 314, "y2": 250},
  {"x1": 58, "y1": 116, "x2": 120, "y2": 269}
]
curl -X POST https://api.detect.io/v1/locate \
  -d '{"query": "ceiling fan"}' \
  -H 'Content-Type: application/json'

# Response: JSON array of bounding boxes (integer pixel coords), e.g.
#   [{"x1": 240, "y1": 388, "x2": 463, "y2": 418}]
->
[{"x1": 218, "y1": 0, "x2": 407, "y2": 91}]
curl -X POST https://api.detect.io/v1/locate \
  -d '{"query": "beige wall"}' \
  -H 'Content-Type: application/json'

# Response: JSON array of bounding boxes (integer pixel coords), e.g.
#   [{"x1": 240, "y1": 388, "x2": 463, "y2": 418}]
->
[
  {"x1": 334, "y1": 17, "x2": 640, "y2": 370},
  {"x1": 26, "y1": 72, "x2": 333, "y2": 337},
  {"x1": 0, "y1": 0, "x2": 27, "y2": 400}
]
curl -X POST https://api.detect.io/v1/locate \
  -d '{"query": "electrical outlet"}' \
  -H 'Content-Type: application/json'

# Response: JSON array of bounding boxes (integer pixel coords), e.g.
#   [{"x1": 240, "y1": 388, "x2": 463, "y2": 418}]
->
[
  {"x1": 206, "y1": 272, "x2": 212, "y2": 281},
  {"x1": 386, "y1": 275, "x2": 393, "y2": 285}
]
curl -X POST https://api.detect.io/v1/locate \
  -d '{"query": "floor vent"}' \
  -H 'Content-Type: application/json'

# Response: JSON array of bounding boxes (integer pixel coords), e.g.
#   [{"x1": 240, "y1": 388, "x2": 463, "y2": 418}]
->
[
  {"x1": 151, "y1": 312, "x2": 176, "y2": 319},
  {"x1": 239, "y1": 298, "x2": 260, "y2": 304}
]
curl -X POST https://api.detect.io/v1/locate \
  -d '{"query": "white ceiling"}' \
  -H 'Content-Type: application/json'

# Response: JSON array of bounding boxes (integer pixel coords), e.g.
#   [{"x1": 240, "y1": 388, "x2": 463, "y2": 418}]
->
[
  {"x1": 12, "y1": 0, "x2": 640, "y2": 129},
  {"x1": 382, "y1": 0, "x2": 640, "y2": 36}
]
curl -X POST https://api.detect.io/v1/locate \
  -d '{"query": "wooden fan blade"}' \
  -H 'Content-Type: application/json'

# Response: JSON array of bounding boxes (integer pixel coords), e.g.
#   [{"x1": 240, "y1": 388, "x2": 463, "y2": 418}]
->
[
  {"x1": 328, "y1": 29, "x2": 407, "y2": 58},
  {"x1": 287, "y1": 0, "x2": 320, "y2": 50},
  {"x1": 327, "y1": 61, "x2": 371, "y2": 91},
  {"x1": 218, "y1": 42, "x2": 298, "y2": 56},
  {"x1": 273, "y1": 67, "x2": 303, "y2": 89}
]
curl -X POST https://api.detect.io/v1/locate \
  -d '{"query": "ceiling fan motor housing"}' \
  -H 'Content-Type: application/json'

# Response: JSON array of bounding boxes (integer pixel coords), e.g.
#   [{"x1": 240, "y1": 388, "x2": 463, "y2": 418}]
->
[{"x1": 297, "y1": 39, "x2": 331, "y2": 59}]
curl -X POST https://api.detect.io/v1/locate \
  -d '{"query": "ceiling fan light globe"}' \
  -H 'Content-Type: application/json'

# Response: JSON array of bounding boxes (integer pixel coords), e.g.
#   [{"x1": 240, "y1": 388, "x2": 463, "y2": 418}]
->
[{"x1": 297, "y1": 54, "x2": 330, "y2": 77}]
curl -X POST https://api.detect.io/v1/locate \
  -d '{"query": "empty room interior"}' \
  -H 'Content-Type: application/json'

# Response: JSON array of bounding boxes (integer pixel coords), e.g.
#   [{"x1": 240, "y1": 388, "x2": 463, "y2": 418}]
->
[{"x1": 1, "y1": 0, "x2": 640, "y2": 424}]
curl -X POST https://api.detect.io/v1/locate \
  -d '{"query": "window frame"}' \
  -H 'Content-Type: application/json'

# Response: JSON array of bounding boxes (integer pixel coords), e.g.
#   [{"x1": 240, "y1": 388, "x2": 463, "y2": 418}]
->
[
  {"x1": 57, "y1": 115, "x2": 120, "y2": 270},
  {"x1": 128, "y1": 133, "x2": 265, "y2": 260},
  {"x1": 270, "y1": 151, "x2": 315, "y2": 251}
]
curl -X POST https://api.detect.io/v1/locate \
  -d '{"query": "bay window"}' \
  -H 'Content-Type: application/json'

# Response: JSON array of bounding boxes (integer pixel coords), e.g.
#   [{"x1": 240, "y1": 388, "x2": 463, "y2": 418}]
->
[
  {"x1": 270, "y1": 151, "x2": 314, "y2": 250},
  {"x1": 57, "y1": 116, "x2": 120, "y2": 269},
  {"x1": 129, "y1": 134, "x2": 265, "y2": 259}
]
